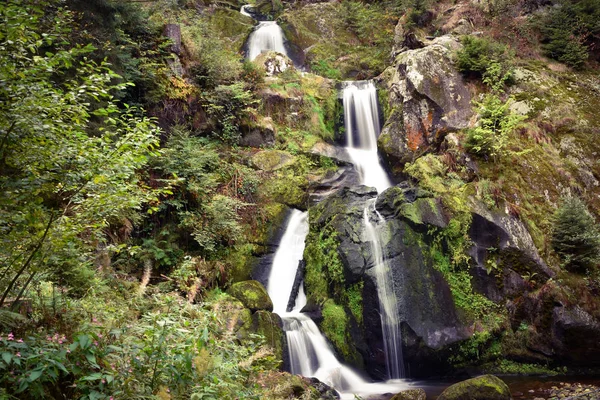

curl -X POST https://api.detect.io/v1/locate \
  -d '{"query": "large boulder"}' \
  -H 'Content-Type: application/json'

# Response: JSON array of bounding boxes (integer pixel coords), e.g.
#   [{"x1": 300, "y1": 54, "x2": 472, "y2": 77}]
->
[
  {"x1": 508, "y1": 283, "x2": 600, "y2": 366},
  {"x1": 437, "y1": 375, "x2": 512, "y2": 400},
  {"x1": 468, "y1": 200, "x2": 555, "y2": 302},
  {"x1": 378, "y1": 36, "x2": 472, "y2": 165},
  {"x1": 391, "y1": 388, "x2": 427, "y2": 400},
  {"x1": 252, "y1": 310, "x2": 285, "y2": 364},
  {"x1": 227, "y1": 280, "x2": 273, "y2": 312},
  {"x1": 254, "y1": 51, "x2": 295, "y2": 76},
  {"x1": 304, "y1": 184, "x2": 468, "y2": 378},
  {"x1": 240, "y1": 117, "x2": 276, "y2": 148}
]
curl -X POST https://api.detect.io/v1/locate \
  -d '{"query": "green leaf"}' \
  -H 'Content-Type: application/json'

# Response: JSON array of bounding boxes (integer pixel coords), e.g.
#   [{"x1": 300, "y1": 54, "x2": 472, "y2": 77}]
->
[
  {"x1": 1, "y1": 352, "x2": 11, "y2": 365},
  {"x1": 28, "y1": 369, "x2": 43, "y2": 382}
]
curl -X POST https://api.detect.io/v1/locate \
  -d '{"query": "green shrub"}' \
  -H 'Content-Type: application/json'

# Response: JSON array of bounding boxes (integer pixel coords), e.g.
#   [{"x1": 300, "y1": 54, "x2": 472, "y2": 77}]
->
[
  {"x1": 465, "y1": 94, "x2": 525, "y2": 160},
  {"x1": 551, "y1": 196, "x2": 600, "y2": 273},
  {"x1": 456, "y1": 36, "x2": 513, "y2": 89},
  {"x1": 537, "y1": 0, "x2": 600, "y2": 69}
]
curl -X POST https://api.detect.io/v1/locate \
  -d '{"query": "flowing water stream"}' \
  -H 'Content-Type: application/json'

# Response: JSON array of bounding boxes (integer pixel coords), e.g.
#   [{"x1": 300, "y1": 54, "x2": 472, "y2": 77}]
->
[
  {"x1": 241, "y1": 5, "x2": 289, "y2": 61},
  {"x1": 342, "y1": 80, "x2": 405, "y2": 379},
  {"x1": 267, "y1": 210, "x2": 408, "y2": 398}
]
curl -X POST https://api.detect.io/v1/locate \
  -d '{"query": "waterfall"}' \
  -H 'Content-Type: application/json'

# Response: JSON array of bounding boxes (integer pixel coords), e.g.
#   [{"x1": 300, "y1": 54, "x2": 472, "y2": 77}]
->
[
  {"x1": 267, "y1": 210, "x2": 408, "y2": 398},
  {"x1": 246, "y1": 22, "x2": 288, "y2": 61},
  {"x1": 342, "y1": 80, "x2": 405, "y2": 379},
  {"x1": 342, "y1": 80, "x2": 391, "y2": 193},
  {"x1": 364, "y1": 200, "x2": 405, "y2": 379}
]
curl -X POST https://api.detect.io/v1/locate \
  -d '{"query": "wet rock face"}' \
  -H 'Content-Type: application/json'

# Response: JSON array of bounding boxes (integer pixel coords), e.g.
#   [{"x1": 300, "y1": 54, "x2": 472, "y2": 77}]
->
[
  {"x1": 468, "y1": 201, "x2": 555, "y2": 302},
  {"x1": 437, "y1": 374, "x2": 512, "y2": 400},
  {"x1": 308, "y1": 184, "x2": 467, "y2": 378},
  {"x1": 378, "y1": 36, "x2": 472, "y2": 164},
  {"x1": 508, "y1": 282, "x2": 600, "y2": 367}
]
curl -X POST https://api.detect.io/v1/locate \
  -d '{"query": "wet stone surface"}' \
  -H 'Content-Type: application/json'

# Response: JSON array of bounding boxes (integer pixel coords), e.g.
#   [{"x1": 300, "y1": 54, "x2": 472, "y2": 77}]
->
[{"x1": 514, "y1": 382, "x2": 600, "y2": 400}]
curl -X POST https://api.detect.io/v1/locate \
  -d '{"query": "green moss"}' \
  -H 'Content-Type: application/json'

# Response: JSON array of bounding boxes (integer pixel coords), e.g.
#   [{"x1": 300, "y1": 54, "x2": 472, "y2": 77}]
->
[
  {"x1": 484, "y1": 359, "x2": 563, "y2": 375},
  {"x1": 346, "y1": 281, "x2": 364, "y2": 325},
  {"x1": 304, "y1": 226, "x2": 345, "y2": 304},
  {"x1": 320, "y1": 299, "x2": 361, "y2": 365}
]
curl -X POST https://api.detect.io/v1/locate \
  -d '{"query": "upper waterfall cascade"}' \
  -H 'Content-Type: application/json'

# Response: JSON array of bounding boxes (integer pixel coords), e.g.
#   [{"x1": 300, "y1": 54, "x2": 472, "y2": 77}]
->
[
  {"x1": 267, "y1": 210, "x2": 408, "y2": 399},
  {"x1": 342, "y1": 80, "x2": 392, "y2": 193},
  {"x1": 241, "y1": 5, "x2": 289, "y2": 61}
]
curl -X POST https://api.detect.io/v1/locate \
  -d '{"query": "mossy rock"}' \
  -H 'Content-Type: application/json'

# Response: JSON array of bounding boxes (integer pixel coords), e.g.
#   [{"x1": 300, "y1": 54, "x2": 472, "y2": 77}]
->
[
  {"x1": 391, "y1": 388, "x2": 427, "y2": 400},
  {"x1": 437, "y1": 374, "x2": 511, "y2": 400},
  {"x1": 250, "y1": 371, "x2": 338, "y2": 399},
  {"x1": 210, "y1": 295, "x2": 253, "y2": 338},
  {"x1": 251, "y1": 310, "x2": 284, "y2": 365},
  {"x1": 228, "y1": 280, "x2": 273, "y2": 312},
  {"x1": 252, "y1": 150, "x2": 296, "y2": 171}
]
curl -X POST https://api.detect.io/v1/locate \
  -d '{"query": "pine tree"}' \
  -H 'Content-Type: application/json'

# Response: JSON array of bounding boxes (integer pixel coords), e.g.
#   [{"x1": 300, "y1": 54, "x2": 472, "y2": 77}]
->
[{"x1": 551, "y1": 196, "x2": 600, "y2": 273}]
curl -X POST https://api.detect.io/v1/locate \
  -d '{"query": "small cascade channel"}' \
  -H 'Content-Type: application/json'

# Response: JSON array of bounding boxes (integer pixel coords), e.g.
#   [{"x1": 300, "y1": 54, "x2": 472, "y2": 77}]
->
[
  {"x1": 342, "y1": 80, "x2": 406, "y2": 379},
  {"x1": 267, "y1": 210, "x2": 408, "y2": 399},
  {"x1": 241, "y1": 5, "x2": 290, "y2": 61}
]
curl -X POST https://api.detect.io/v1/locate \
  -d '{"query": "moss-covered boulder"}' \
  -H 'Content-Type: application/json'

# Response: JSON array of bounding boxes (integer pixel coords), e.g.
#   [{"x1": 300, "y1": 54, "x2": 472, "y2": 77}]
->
[
  {"x1": 211, "y1": 295, "x2": 253, "y2": 339},
  {"x1": 250, "y1": 371, "x2": 339, "y2": 399},
  {"x1": 437, "y1": 375, "x2": 512, "y2": 400},
  {"x1": 251, "y1": 310, "x2": 284, "y2": 364},
  {"x1": 228, "y1": 280, "x2": 273, "y2": 312},
  {"x1": 304, "y1": 184, "x2": 467, "y2": 378},
  {"x1": 240, "y1": 116, "x2": 275, "y2": 148},
  {"x1": 252, "y1": 150, "x2": 296, "y2": 171},
  {"x1": 391, "y1": 388, "x2": 427, "y2": 400}
]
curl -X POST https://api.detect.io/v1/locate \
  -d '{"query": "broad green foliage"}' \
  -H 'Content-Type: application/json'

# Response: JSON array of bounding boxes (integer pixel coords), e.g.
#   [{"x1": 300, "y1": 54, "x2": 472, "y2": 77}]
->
[
  {"x1": 0, "y1": 290, "x2": 280, "y2": 399},
  {"x1": 67, "y1": 0, "x2": 171, "y2": 106},
  {"x1": 0, "y1": 1, "x2": 163, "y2": 303},
  {"x1": 149, "y1": 128, "x2": 253, "y2": 263},
  {"x1": 552, "y1": 196, "x2": 600, "y2": 273},
  {"x1": 465, "y1": 94, "x2": 525, "y2": 160},
  {"x1": 536, "y1": 0, "x2": 600, "y2": 69},
  {"x1": 204, "y1": 83, "x2": 258, "y2": 144}
]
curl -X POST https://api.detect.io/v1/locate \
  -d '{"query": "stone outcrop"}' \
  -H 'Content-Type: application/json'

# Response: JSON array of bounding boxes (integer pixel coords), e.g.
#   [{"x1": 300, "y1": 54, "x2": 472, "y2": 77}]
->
[
  {"x1": 240, "y1": 117, "x2": 276, "y2": 148},
  {"x1": 437, "y1": 374, "x2": 512, "y2": 400},
  {"x1": 468, "y1": 200, "x2": 555, "y2": 302},
  {"x1": 378, "y1": 36, "x2": 472, "y2": 165},
  {"x1": 254, "y1": 52, "x2": 295, "y2": 76},
  {"x1": 305, "y1": 184, "x2": 469, "y2": 378},
  {"x1": 508, "y1": 282, "x2": 600, "y2": 366},
  {"x1": 227, "y1": 280, "x2": 274, "y2": 312},
  {"x1": 212, "y1": 292, "x2": 285, "y2": 365}
]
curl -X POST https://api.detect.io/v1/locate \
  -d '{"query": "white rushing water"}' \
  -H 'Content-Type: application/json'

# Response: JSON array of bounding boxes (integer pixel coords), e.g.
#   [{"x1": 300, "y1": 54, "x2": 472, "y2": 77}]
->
[
  {"x1": 267, "y1": 210, "x2": 408, "y2": 399},
  {"x1": 364, "y1": 200, "x2": 406, "y2": 379},
  {"x1": 342, "y1": 80, "x2": 392, "y2": 193},
  {"x1": 240, "y1": 4, "x2": 252, "y2": 17},
  {"x1": 342, "y1": 80, "x2": 405, "y2": 379},
  {"x1": 246, "y1": 21, "x2": 288, "y2": 61}
]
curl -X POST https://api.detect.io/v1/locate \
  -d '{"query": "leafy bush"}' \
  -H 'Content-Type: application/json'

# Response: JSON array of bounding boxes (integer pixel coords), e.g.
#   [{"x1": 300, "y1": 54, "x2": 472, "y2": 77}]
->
[
  {"x1": 465, "y1": 94, "x2": 525, "y2": 160},
  {"x1": 0, "y1": 0, "x2": 163, "y2": 305},
  {"x1": 456, "y1": 36, "x2": 514, "y2": 89},
  {"x1": 551, "y1": 196, "x2": 600, "y2": 273}
]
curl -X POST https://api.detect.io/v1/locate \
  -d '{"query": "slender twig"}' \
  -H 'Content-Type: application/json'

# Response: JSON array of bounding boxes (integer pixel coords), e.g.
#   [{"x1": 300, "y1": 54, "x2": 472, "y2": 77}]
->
[
  {"x1": 11, "y1": 271, "x2": 36, "y2": 312},
  {"x1": 0, "y1": 211, "x2": 55, "y2": 308},
  {"x1": 0, "y1": 121, "x2": 16, "y2": 158}
]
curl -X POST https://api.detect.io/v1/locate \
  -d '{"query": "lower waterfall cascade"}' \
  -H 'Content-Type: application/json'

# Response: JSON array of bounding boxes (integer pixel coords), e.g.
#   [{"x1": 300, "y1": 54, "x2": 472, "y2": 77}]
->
[{"x1": 266, "y1": 210, "x2": 409, "y2": 399}]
